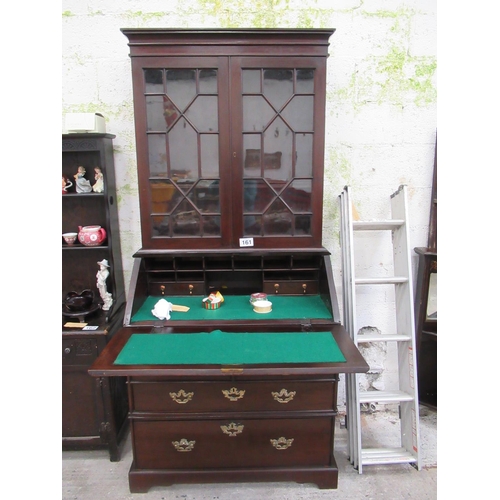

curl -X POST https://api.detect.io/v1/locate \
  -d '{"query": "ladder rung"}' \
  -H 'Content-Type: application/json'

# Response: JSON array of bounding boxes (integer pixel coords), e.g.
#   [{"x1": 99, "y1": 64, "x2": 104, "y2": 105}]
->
[
  {"x1": 355, "y1": 277, "x2": 408, "y2": 285},
  {"x1": 353, "y1": 220, "x2": 404, "y2": 231},
  {"x1": 361, "y1": 448, "x2": 417, "y2": 466},
  {"x1": 357, "y1": 333, "x2": 412, "y2": 343},
  {"x1": 359, "y1": 390, "x2": 414, "y2": 404}
]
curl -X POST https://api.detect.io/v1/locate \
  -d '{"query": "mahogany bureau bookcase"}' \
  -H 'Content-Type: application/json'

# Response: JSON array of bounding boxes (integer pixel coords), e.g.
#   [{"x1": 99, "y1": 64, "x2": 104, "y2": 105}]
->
[{"x1": 89, "y1": 28, "x2": 368, "y2": 492}]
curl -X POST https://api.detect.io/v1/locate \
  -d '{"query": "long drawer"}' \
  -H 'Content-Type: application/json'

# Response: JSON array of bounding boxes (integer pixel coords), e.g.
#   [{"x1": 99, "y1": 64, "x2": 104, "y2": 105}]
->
[
  {"x1": 130, "y1": 380, "x2": 336, "y2": 412},
  {"x1": 132, "y1": 417, "x2": 333, "y2": 469}
]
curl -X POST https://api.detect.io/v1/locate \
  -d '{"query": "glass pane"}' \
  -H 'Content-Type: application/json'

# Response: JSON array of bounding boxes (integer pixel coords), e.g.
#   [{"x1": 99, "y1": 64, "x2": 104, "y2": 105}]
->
[
  {"x1": 188, "y1": 180, "x2": 220, "y2": 213},
  {"x1": 296, "y1": 69, "x2": 314, "y2": 93},
  {"x1": 282, "y1": 180, "x2": 312, "y2": 212},
  {"x1": 295, "y1": 215, "x2": 311, "y2": 235},
  {"x1": 243, "y1": 135, "x2": 262, "y2": 177},
  {"x1": 263, "y1": 117, "x2": 292, "y2": 182},
  {"x1": 169, "y1": 118, "x2": 198, "y2": 190},
  {"x1": 244, "y1": 215, "x2": 262, "y2": 235},
  {"x1": 166, "y1": 69, "x2": 196, "y2": 111},
  {"x1": 243, "y1": 96, "x2": 275, "y2": 132},
  {"x1": 296, "y1": 133, "x2": 313, "y2": 177},
  {"x1": 281, "y1": 96, "x2": 314, "y2": 131},
  {"x1": 263, "y1": 199, "x2": 292, "y2": 235},
  {"x1": 172, "y1": 200, "x2": 201, "y2": 236},
  {"x1": 148, "y1": 135, "x2": 168, "y2": 176},
  {"x1": 152, "y1": 214, "x2": 170, "y2": 236},
  {"x1": 263, "y1": 69, "x2": 293, "y2": 110},
  {"x1": 242, "y1": 69, "x2": 261, "y2": 94},
  {"x1": 199, "y1": 69, "x2": 217, "y2": 93},
  {"x1": 243, "y1": 179, "x2": 275, "y2": 213},
  {"x1": 200, "y1": 135, "x2": 219, "y2": 176},
  {"x1": 146, "y1": 96, "x2": 168, "y2": 131},
  {"x1": 150, "y1": 180, "x2": 179, "y2": 214},
  {"x1": 163, "y1": 96, "x2": 180, "y2": 129},
  {"x1": 202, "y1": 215, "x2": 221, "y2": 236},
  {"x1": 185, "y1": 96, "x2": 218, "y2": 132},
  {"x1": 144, "y1": 69, "x2": 164, "y2": 93}
]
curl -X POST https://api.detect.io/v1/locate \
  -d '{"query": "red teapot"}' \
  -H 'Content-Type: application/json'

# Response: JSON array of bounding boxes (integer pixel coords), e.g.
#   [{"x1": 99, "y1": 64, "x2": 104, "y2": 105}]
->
[{"x1": 78, "y1": 225, "x2": 107, "y2": 246}]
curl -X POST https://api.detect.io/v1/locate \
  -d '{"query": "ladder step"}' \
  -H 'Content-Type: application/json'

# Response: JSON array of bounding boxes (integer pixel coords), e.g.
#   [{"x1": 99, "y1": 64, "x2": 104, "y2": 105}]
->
[
  {"x1": 359, "y1": 390, "x2": 414, "y2": 404},
  {"x1": 353, "y1": 220, "x2": 404, "y2": 231},
  {"x1": 361, "y1": 448, "x2": 417, "y2": 466},
  {"x1": 357, "y1": 333, "x2": 412, "y2": 343},
  {"x1": 355, "y1": 277, "x2": 408, "y2": 285}
]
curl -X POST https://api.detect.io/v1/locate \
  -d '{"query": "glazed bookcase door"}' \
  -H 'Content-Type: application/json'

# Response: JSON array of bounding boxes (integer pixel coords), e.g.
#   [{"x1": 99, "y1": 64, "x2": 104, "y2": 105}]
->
[
  {"x1": 131, "y1": 57, "x2": 232, "y2": 250},
  {"x1": 231, "y1": 56, "x2": 327, "y2": 249}
]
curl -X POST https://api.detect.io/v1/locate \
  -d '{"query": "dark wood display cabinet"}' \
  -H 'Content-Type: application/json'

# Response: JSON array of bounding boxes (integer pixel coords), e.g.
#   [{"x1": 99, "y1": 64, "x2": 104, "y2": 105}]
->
[
  {"x1": 414, "y1": 142, "x2": 437, "y2": 409},
  {"x1": 89, "y1": 29, "x2": 369, "y2": 491},
  {"x1": 62, "y1": 133, "x2": 128, "y2": 460}
]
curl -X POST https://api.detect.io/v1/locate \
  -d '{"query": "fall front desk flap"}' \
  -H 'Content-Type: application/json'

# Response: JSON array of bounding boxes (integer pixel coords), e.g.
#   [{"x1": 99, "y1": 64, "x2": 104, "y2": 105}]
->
[
  {"x1": 114, "y1": 331, "x2": 346, "y2": 365},
  {"x1": 131, "y1": 295, "x2": 334, "y2": 322}
]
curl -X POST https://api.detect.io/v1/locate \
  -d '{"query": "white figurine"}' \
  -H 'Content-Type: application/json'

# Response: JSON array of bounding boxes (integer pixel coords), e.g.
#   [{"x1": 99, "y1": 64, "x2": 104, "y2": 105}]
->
[
  {"x1": 92, "y1": 167, "x2": 104, "y2": 193},
  {"x1": 74, "y1": 166, "x2": 92, "y2": 193},
  {"x1": 96, "y1": 259, "x2": 113, "y2": 311}
]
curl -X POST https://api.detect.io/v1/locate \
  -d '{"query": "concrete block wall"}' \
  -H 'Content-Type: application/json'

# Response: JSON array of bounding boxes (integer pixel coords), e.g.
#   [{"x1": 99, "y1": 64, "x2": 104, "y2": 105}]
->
[{"x1": 62, "y1": 0, "x2": 437, "y2": 407}]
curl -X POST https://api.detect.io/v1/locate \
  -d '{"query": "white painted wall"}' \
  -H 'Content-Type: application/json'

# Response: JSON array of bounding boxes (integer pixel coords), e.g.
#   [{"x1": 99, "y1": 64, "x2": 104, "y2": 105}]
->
[{"x1": 62, "y1": 0, "x2": 437, "y2": 407}]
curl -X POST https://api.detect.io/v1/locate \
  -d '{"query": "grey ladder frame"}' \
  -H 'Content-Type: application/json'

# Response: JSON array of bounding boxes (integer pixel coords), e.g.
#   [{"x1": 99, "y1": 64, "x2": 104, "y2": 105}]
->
[{"x1": 339, "y1": 185, "x2": 421, "y2": 473}]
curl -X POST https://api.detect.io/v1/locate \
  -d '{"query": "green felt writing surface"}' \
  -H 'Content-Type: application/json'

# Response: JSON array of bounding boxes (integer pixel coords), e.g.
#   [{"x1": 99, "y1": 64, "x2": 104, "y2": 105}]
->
[
  {"x1": 114, "y1": 331, "x2": 346, "y2": 365},
  {"x1": 131, "y1": 295, "x2": 333, "y2": 322}
]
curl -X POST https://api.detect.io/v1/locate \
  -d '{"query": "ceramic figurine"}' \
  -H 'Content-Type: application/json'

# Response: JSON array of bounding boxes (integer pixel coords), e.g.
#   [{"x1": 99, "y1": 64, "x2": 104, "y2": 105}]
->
[
  {"x1": 62, "y1": 175, "x2": 73, "y2": 194},
  {"x1": 96, "y1": 259, "x2": 113, "y2": 311},
  {"x1": 74, "y1": 166, "x2": 92, "y2": 193},
  {"x1": 92, "y1": 167, "x2": 104, "y2": 193}
]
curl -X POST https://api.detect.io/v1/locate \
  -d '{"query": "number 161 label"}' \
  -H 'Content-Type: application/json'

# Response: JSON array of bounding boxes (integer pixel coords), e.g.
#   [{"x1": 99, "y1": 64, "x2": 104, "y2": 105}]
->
[{"x1": 239, "y1": 237, "x2": 254, "y2": 247}]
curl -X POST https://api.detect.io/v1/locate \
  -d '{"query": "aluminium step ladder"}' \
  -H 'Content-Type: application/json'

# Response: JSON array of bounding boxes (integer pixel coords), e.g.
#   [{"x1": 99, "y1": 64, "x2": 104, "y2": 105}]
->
[{"x1": 339, "y1": 185, "x2": 421, "y2": 473}]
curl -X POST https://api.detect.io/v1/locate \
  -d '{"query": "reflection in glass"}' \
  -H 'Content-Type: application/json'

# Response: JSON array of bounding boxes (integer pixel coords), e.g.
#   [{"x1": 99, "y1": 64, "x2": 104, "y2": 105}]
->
[
  {"x1": 199, "y1": 69, "x2": 218, "y2": 94},
  {"x1": 200, "y1": 135, "x2": 219, "y2": 177},
  {"x1": 150, "y1": 180, "x2": 179, "y2": 214},
  {"x1": 296, "y1": 69, "x2": 314, "y2": 93},
  {"x1": 146, "y1": 96, "x2": 168, "y2": 131},
  {"x1": 263, "y1": 118, "x2": 292, "y2": 182},
  {"x1": 185, "y1": 96, "x2": 218, "y2": 131},
  {"x1": 263, "y1": 199, "x2": 292, "y2": 235},
  {"x1": 188, "y1": 180, "x2": 220, "y2": 213},
  {"x1": 263, "y1": 69, "x2": 293, "y2": 110},
  {"x1": 281, "y1": 96, "x2": 314, "y2": 131},
  {"x1": 282, "y1": 180, "x2": 312, "y2": 212},
  {"x1": 243, "y1": 179, "x2": 275, "y2": 213},
  {"x1": 426, "y1": 272, "x2": 437, "y2": 319},
  {"x1": 172, "y1": 199, "x2": 201, "y2": 236},
  {"x1": 166, "y1": 69, "x2": 196, "y2": 111},
  {"x1": 242, "y1": 69, "x2": 261, "y2": 94},
  {"x1": 169, "y1": 118, "x2": 198, "y2": 188},
  {"x1": 144, "y1": 69, "x2": 164, "y2": 93},
  {"x1": 296, "y1": 134, "x2": 313, "y2": 177},
  {"x1": 243, "y1": 96, "x2": 274, "y2": 132},
  {"x1": 148, "y1": 135, "x2": 168, "y2": 176}
]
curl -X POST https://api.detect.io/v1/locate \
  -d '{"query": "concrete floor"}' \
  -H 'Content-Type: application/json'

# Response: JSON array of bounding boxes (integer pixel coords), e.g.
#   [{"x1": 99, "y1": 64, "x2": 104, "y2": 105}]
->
[{"x1": 62, "y1": 405, "x2": 437, "y2": 500}]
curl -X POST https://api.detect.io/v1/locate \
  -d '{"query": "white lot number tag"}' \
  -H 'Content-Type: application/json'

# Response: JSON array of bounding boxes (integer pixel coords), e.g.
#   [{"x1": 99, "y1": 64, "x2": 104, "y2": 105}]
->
[{"x1": 239, "y1": 237, "x2": 254, "y2": 248}]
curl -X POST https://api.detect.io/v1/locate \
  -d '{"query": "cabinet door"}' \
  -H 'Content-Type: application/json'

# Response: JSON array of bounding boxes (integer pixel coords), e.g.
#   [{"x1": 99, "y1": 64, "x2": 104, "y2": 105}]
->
[
  {"x1": 131, "y1": 55, "x2": 326, "y2": 250},
  {"x1": 231, "y1": 57, "x2": 327, "y2": 249},
  {"x1": 131, "y1": 56, "x2": 232, "y2": 249}
]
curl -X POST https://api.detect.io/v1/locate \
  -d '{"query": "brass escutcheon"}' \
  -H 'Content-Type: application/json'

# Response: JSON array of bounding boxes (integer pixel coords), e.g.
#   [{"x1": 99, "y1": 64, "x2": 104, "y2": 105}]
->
[
  {"x1": 222, "y1": 387, "x2": 245, "y2": 401},
  {"x1": 172, "y1": 438, "x2": 195, "y2": 452},
  {"x1": 169, "y1": 389, "x2": 194, "y2": 404},
  {"x1": 272, "y1": 389, "x2": 296, "y2": 403},
  {"x1": 220, "y1": 422, "x2": 244, "y2": 436},
  {"x1": 271, "y1": 437, "x2": 294, "y2": 450}
]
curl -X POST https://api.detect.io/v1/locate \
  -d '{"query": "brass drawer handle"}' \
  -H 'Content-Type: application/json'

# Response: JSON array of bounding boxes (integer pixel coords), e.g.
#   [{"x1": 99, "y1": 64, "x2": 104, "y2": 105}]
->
[
  {"x1": 222, "y1": 387, "x2": 245, "y2": 401},
  {"x1": 220, "y1": 422, "x2": 244, "y2": 436},
  {"x1": 271, "y1": 437, "x2": 294, "y2": 450},
  {"x1": 169, "y1": 389, "x2": 194, "y2": 404},
  {"x1": 172, "y1": 438, "x2": 195, "y2": 452},
  {"x1": 272, "y1": 389, "x2": 296, "y2": 403}
]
